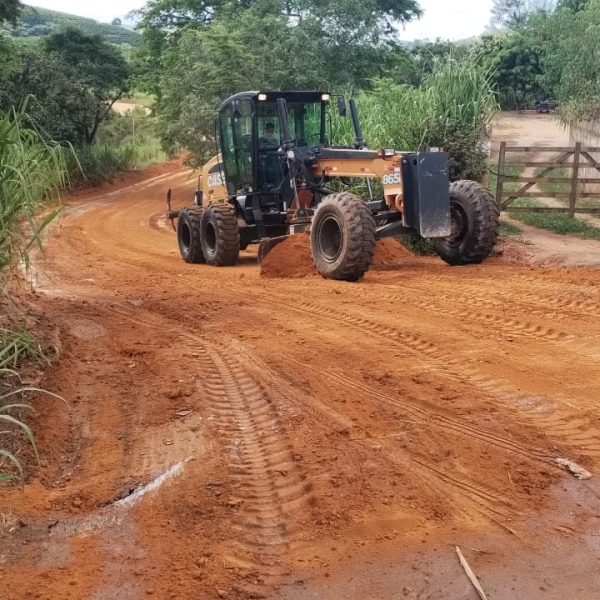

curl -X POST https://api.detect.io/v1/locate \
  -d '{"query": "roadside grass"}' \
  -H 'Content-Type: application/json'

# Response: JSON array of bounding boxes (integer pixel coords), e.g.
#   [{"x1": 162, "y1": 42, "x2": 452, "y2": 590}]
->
[
  {"x1": 1, "y1": 106, "x2": 68, "y2": 483},
  {"x1": 536, "y1": 166, "x2": 570, "y2": 197},
  {"x1": 396, "y1": 234, "x2": 435, "y2": 255},
  {"x1": 488, "y1": 159, "x2": 600, "y2": 240},
  {"x1": 0, "y1": 325, "x2": 62, "y2": 482},
  {"x1": 487, "y1": 161, "x2": 525, "y2": 201},
  {"x1": 499, "y1": 221, "x2": 522, "y2": 237},
  {"x1": 509, "y1": 197, "x2": 600, "y2": 240}
]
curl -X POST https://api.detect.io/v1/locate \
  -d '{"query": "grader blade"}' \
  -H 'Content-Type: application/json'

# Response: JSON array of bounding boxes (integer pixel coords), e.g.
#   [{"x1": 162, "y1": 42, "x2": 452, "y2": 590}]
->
[{"x1": 257, "y1": 235, "x2": 290, "y2": 263}]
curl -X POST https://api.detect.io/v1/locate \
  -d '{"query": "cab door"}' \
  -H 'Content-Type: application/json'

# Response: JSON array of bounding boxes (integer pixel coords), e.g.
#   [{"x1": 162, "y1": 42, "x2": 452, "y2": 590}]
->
[{"x1": 219, "y1": 99, "x2": 255, "y2": 195}]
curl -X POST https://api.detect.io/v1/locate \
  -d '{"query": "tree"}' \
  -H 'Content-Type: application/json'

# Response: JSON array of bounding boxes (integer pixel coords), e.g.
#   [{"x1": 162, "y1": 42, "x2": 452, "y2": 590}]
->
[
  {"x1": 0, "y1": 0, "x2": 22, "y2": 25},
  {"x1": 556, "y1": 0, "x2": 589, "y2": 10},
  {"x1": 111, "y1": 17, "x2": 122, "y2": 26},
  {"x1": 0, "y1": 28, "x2": 130, "y2": 146},
  {"x1": 539, "y1": 0, "x2": 600, "y2": 120},
  {"x1": 491, "y1": 0, "x2": 557, "y2": 27},
  {"x1": 148, "y1": 0, "x2": 425, "y2": 163},
  {"x1": 43, "y1": 28, "x2": 130, "y2": 144},
  {"x1": 136, "y1": 0, "x2": 422, "y2": 97}
]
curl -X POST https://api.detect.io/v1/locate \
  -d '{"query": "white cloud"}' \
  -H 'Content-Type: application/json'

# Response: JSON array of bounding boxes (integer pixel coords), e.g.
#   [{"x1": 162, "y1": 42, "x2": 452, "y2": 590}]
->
[
  {"x1": 25, "y1": 0, "x2": 494, "y2": 40},
  {"x1": 399, "y1": 0, "x2": 495, "y2": 41}
]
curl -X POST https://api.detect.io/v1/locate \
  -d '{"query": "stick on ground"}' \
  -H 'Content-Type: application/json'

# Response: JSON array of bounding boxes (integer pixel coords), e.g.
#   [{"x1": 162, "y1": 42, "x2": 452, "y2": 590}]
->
[{"x1": 455, "y1": 546, "x2": 490, "y2": 600}]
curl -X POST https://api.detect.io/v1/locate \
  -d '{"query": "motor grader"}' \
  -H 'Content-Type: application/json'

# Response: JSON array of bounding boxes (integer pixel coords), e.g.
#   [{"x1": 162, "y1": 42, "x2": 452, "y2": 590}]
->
[{"x1": 168, "y1": 90, "x2": 498, "y2": 281}]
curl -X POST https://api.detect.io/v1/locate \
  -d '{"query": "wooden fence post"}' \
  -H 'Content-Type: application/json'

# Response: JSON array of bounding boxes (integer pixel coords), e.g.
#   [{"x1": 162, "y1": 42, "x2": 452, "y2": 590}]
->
[
  {"x1": 496, "y1": 142, "x2": 506, "y2": 207},
  {"x1": 570, "y1": 142, "x2": 581, "y2": 217}
]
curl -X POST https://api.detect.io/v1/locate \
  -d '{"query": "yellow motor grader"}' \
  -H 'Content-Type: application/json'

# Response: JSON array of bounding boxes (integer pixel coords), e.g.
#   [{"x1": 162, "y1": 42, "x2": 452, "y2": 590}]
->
[{"x1": 167, "y1": 91, "x2": 498, "y2": 281}]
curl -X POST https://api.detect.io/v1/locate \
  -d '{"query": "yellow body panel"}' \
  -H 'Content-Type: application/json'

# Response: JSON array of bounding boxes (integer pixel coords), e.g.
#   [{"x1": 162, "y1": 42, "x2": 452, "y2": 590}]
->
[
  {"x1": 201, "y1": 155, "x2": 228, "y2": 205},
  {"x1": 315, "y1": 154, "x2": 404, "y2": 210},
  {"x1": 199, "y1": 152, "x2": 405, "y2": 211}
]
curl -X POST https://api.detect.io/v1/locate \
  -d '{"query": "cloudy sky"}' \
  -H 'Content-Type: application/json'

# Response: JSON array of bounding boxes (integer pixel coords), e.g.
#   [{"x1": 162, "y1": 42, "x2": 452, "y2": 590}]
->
[{"x1": 25, "y1": 0, "x2": 495, "y2": 41}]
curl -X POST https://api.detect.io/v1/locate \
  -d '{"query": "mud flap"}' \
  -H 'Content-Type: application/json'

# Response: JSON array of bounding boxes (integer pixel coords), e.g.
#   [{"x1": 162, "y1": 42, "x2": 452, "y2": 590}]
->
[
  {"x1": 257, "y1": 235, "x2": 290, "y2": 263},
  {"x1": 401, "y1": 152, "x2": 451, "y2": 238}
]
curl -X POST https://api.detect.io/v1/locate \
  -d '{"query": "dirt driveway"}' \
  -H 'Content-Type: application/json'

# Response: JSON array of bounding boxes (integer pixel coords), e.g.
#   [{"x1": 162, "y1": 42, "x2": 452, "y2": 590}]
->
[{"x1": 1, "y1": 166, "x2": 600, "y2": 599}]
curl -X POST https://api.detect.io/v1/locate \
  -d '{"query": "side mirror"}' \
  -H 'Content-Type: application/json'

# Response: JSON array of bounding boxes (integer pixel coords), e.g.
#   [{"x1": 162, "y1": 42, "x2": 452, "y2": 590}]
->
[{"x1": 337, "y1": 95, "x2": 347, "y2": 117}]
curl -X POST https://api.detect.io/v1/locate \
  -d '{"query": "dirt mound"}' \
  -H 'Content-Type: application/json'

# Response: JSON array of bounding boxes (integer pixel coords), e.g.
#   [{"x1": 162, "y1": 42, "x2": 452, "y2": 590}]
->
[
  {"x1": 261, "y1": 235, "x2": 413, "y2": 278},
  {"x1": 260, "y1": 233, "x2": 317, "y2": 278},
  {"x1": 371, "y1": 237, "x2": 412, "y2": 269}
]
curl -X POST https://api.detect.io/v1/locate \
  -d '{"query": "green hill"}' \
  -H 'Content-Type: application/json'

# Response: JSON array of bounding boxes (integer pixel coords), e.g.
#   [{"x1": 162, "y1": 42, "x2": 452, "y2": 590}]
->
[{"x1": 4, "y1": 6, "x2": 140, "y2": 46}]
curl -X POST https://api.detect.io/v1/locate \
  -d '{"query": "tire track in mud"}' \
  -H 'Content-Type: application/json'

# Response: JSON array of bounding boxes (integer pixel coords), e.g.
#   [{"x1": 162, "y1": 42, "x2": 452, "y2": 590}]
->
[
  {"x1": 353, "y1": 286, "x2": 574, "y2": 344},
  {"x1": 102, "y1": 305, "x2": 313, "y2": 587},
  {"x1": 358, "y1": 278, "x2": 600, "y2": 359},
  {"x1": 321, "y1": 368, "x2": 549, "y2": 463},
  {"x1": 103, "y1": 305, "x2": 518, "y2": 527},
  {"x1": 222, "y1": 334, "x2": 550, "y2": 464},
  {"x1": 219, "y1": 339, "x2": 533, "y2": 522},
  {"x1": 347, "y1": 284, "x2": 600, "y2": 361},
  {"x1": 197, "y1": 346, "x2": 313, "y2": 581},
  {"x1": 279, "y1": 299, "x2": 600, "y2": 459},
  {"x1": 407, "y1": 273, "x2": 600, "y2": 318}
]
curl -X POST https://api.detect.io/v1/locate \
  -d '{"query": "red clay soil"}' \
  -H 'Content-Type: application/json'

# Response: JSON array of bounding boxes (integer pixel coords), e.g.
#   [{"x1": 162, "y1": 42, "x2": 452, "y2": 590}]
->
[
  {"x1": 371, "y1": 237, "x2": 412, "y2": 269},
  {"x1": 260, "y1": 233, "x2": 316, "y2": 278},
  {"x1": 261, "y1": 235, "x2": 412, "y2": 279},
  {"x1": 2, "y1": 165, "x2": 600, "y2": 600}
]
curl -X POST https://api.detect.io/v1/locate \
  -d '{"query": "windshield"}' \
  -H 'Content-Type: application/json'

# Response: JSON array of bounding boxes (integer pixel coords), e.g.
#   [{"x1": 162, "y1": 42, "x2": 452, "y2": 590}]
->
[{"x1": 257, "y1": 100, "x2": 326, "y2": 148}]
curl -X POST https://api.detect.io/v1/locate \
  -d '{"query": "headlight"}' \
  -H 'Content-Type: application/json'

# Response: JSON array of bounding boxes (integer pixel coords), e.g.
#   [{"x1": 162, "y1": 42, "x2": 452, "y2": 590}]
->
[
  {"x1": 258, "y1": 93, "x2": 267, "y2": 101},
  {"x1": 321, "y1": 93, "x2": 331, "y2": 102}
]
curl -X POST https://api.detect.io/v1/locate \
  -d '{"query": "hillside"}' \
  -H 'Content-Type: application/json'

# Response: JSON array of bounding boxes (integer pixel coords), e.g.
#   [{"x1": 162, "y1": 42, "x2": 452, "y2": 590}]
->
[{"x1": 4, "y1": 6, "x2": 140, "y2": 46}]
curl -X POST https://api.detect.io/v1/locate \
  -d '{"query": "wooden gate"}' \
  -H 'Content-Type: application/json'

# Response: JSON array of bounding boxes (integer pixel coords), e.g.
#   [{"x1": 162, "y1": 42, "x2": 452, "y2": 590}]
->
[{"x1": 495, "y1": 142, "x2": 600, "y2": 215}]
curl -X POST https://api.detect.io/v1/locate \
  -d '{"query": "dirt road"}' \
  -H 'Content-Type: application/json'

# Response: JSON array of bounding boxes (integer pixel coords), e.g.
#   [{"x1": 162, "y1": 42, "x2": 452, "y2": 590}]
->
[{"x1": 2, "y1": 165, "x2": 600, "y2": 599}]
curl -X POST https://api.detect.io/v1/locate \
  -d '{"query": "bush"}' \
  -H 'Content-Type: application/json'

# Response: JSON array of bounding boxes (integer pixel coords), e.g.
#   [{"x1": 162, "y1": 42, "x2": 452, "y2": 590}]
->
[
  {"x1": 68, "y1": 108, "x2": 165, "y2": 187},
  {"x1": 332, "y1": 58, "x2": 498, "y2": 182}
]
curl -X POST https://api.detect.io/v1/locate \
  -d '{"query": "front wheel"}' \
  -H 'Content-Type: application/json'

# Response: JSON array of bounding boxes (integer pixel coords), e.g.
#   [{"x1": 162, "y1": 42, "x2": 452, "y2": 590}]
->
[
  {"x1": 310, "y1": 192, "x2": 376, "y2": 282},
  {"x1": 434, "y1": 180, "x2": 499, "y2": 266}
]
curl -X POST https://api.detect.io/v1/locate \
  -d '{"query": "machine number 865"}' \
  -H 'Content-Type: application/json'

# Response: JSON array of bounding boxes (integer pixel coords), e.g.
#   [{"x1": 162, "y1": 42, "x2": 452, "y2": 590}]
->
[{"x1": 382, "y1": 173, "x2": 402, "y2": 186}]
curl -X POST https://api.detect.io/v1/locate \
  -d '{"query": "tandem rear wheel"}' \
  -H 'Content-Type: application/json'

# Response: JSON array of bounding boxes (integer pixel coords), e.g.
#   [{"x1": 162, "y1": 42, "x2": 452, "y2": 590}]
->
[{"x1": 177, "y1": 204, "x2": 240, "y2": 266}]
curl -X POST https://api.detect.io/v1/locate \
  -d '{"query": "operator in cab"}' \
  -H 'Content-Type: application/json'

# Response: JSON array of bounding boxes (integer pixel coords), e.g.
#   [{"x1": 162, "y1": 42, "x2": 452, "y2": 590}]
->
[{"x1": 259, "y1": 122, "x2": 280, "y2": 149}]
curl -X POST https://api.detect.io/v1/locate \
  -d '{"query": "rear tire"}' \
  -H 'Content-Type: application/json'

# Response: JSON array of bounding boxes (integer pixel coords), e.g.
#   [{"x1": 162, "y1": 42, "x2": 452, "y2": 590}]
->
[
  {"x1": 177, "y1": 207, "x2": 205, "y2": 264},
  {"x1": 200, "y1": 203, "x2": 240, "y2": 266},
  {"x1": 310, "y1": 192, "x2": 376, "y2": 282},
  {"x1": 434, "y1": 180, "x2": 499, "y2": 266}
]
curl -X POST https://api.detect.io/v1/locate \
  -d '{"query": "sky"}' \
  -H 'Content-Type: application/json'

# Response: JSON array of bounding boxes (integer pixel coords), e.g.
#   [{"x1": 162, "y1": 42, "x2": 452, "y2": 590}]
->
[{"x1": 25, "y1": 0, "x2": 495, "y2": 41}]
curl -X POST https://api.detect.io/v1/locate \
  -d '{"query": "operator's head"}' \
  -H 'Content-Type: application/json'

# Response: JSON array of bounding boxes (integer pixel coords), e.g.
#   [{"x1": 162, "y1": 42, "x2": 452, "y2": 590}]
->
[{"x1": 266, "y1": 123, "x2": 275, "y2": 138}]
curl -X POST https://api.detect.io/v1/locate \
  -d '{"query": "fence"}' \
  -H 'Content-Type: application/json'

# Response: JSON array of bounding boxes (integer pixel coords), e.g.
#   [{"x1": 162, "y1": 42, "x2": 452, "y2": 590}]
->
[{"x1": 495, "y1": 142, "x2": 600, "y2": 215}]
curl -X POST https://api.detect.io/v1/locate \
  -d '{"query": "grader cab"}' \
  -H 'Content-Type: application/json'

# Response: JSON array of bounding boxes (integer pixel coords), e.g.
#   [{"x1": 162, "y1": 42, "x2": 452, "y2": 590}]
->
[{"x1": 168, "y1": 90, "x2": 498, "y2": 281}]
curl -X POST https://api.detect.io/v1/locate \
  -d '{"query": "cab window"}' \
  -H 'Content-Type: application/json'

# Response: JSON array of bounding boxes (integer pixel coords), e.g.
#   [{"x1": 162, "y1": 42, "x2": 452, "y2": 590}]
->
[{"x1": 219, "y1": 99, "x2": 254, "y2": 193}]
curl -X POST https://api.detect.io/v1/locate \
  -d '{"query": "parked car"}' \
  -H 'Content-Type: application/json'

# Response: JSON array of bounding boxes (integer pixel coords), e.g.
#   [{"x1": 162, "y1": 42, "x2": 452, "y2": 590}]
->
[{"x1": 535, "y1": 98, "x2": 558, "y2": 114}]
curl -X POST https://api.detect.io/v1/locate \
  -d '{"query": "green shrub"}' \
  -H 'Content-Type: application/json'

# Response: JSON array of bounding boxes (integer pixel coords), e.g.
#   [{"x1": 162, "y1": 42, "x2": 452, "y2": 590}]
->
[
  {"x1": 68, "y1": 108, "x2": 165, "y2": 187},
  {"x1": 331, "y1": 58, "x2": 498, "y2": 182}
]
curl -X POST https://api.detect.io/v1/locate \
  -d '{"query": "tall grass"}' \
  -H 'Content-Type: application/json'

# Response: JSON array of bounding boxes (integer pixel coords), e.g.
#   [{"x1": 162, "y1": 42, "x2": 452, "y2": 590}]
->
[
  {"x1": 332, "y1": 58, "x2": 499, "y2": 181},
  {"x1": 1, "y1": 106, "x2": 70, "y2": 483},
  {"x1": 0, "y1": 105, "x2": 70, "y2": 273}
]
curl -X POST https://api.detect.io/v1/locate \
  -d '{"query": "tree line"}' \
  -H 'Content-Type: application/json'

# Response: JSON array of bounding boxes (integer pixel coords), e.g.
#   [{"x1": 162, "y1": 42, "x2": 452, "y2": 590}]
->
[
  {"x1": 482, "y1": 0, "x2": 598, "y2": 114},
  {"x1": 2, "y1": 0, "x2": 600, "y2": 173}
]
